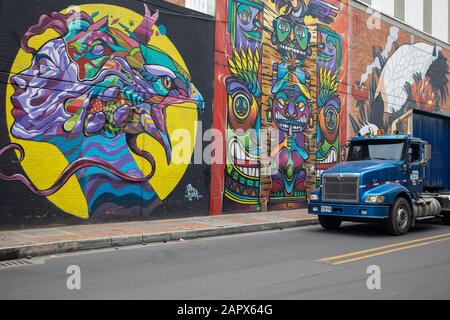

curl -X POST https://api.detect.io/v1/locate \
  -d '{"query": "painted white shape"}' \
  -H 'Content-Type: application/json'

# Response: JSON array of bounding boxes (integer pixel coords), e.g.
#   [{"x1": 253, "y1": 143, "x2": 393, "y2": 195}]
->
[
  {"x1": 405, "y1": 0, "x2": 424, "y2": 31},
  {"x1": 371, "y1": 0, "x2": 396, "y2": 17},
  {"x1": 185, "y1": 0, "x2": 216, "y2": 16},
  {"x1": 432, "y1": 0, "x2": 448, "y2": 42},
  {"x1": 375, "y1": 43, "x2": 440, "y2": 114}
]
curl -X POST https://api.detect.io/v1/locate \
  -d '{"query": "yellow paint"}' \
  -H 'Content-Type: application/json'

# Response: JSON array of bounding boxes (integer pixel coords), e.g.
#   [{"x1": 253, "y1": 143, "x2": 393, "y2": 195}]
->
[
  {"x1": 318, "y1": 232, "x2": 450, "y2": 265},
  {"x1": 332, "y1": 237, "x2": 450, "y2": 265},
  {"x1": 134, "y1": 103, "x2": 197, "y2": 200},
  {"x1": 5, "y1": 4, "x2": 197, "y2": 218}
]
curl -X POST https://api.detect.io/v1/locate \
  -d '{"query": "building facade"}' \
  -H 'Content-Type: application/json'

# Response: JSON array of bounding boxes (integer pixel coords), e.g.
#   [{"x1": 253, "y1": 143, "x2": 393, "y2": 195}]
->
[{"x1": 0, "y1": 0, "x2": 449, "y2": 228}]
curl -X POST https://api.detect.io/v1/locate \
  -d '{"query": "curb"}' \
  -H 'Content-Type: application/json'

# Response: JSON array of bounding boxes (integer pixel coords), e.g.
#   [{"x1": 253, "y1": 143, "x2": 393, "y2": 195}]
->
[{"x1": 0, "y1": 218, "x2": 318, "y2": 262}]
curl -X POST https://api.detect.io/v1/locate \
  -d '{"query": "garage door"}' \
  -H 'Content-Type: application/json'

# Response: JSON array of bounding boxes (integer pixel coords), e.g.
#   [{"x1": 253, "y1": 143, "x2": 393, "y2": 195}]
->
[{"x1": 413, "y1": 110, "x2": 450, "y2": 191}]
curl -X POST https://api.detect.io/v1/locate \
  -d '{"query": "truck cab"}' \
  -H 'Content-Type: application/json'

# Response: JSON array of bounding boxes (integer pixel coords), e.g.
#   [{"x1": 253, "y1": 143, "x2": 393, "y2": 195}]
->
[{"x1": 308, "y1": 133, "x2": 450, "y2": 235}]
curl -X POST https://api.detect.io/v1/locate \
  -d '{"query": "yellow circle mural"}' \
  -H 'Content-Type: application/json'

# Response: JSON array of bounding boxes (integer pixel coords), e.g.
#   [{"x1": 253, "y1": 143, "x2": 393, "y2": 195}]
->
[{"x1": 5, "y1": 4, "x2": 200, "y2": 219}]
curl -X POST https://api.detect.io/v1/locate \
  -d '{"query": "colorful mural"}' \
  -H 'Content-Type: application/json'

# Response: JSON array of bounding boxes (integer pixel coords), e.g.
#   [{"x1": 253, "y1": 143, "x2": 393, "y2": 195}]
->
[
  {"x1": 223, "y1": 0, "x2": 263, "y2": 211},
  {"x1": 216, "y1": 0, "x2": 348, "y2": 212},
  {"x1": 349, "y1": 13, "x2": 450, "y2": 137},
  {"x1": 0, "y1": 1, "x2": 214, "y2": 224},
  {"x1": 2, "y1": 0, "x2": 450, "y2": 228},
  {"x1": 315, "y1": 25, "x2": 343, "y2": 179}
]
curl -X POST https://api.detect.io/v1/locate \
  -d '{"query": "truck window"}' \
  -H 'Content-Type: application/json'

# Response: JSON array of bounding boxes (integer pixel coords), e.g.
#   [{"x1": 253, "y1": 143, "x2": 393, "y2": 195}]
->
[
  {"x1": 410, "y1": 143, "x2": 421, "y2": 163},
  {"x1": 348, "y1": 140, "x2": 406, "y2": 161}
]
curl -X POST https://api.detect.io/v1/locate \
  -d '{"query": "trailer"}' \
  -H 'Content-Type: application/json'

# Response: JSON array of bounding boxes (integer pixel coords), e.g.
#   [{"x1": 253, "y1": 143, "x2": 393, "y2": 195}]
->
[{"x1": 308, "y1": 111, "x2": 450, "y2": 235}]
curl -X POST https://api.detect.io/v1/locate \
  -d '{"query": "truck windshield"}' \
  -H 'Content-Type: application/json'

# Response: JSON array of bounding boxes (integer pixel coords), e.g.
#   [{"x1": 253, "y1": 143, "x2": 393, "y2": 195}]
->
[{"x1": 347, "y1": 139, "x2": 406, "y2": 161}]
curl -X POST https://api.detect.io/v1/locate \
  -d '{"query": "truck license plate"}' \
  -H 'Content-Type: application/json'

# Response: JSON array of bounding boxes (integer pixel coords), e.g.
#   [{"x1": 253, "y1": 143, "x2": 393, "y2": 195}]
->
[{"x1": 322, "y1": 206, "x2": 332, "y2": 213}]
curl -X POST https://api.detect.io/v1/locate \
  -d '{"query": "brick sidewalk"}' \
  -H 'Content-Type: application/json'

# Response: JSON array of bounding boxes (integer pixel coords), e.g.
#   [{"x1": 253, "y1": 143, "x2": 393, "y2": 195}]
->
[{"x1": 0, "y1": 209, "x2": 316, "y2": 261}]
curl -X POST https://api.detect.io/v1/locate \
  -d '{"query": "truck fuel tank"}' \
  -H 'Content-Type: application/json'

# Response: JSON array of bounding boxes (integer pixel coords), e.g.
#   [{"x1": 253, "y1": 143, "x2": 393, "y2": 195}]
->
[{"x1": 413, "y1": 197, "x2": 442, "y2": 218}]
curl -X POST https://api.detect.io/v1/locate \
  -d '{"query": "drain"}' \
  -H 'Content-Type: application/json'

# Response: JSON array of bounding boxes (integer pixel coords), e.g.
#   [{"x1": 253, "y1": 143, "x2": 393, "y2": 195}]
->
[{"x1": 0, "y1": 259, "x2": 33, "y2": 270}]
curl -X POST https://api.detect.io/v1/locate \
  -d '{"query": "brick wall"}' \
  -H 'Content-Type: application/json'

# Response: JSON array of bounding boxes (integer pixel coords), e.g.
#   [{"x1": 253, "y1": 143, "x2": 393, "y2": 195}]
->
[{"x1": 0, "y1": 0, "x2": 215, "y2": 228}]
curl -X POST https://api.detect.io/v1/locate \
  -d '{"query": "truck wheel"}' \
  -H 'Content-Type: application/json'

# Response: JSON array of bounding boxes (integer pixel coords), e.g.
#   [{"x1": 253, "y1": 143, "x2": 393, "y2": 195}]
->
[
  {"x1": 319, "y1": 215, "x2": 342, "y2": 230},
  {"x1": 386, "y1": 197, "x2": 411, "y2": 236},
  {"x1": 442, "y1": 212, "x2": 450, "y2": 225}
]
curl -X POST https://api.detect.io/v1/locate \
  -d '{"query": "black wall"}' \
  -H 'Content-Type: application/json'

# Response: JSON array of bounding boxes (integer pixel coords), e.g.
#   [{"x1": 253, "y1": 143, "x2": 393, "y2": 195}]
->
[{"x1": 0, "y1": 0, "x2": 215, "y2": 229}]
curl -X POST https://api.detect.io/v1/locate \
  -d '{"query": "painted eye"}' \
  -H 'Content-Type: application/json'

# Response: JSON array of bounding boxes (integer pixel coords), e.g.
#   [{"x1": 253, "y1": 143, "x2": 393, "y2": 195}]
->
[
  {"x1": 296, "y1": 27, "x2": 306, "y2": 38},
  {"x1": 91, "y1": 44, "x2": 105, "y2": 56},
  {"x1": 279, "y1": 22, "x2": 288, "y2": 32},
  {"x1": 297, "y1": 101, "x2": 306, "y2": 112},
  {"x1": 162, "y1": 76, "x2": 173, "y2": 90},
  {"x1": 327, "y1": 40, "x2": 336, "y2": 51},
  {"x1": 325, "y1": 109, "x2": 337, "y2": 130},
  {"x1": 239, "y1": 10, "x2": 250, "y2": 24},
  {"x1": 233, "y1": 94, "x2": 250, "y2": 119},
  {"x1": 277, "y1": 97, "x2": 286, "y2": 108}
]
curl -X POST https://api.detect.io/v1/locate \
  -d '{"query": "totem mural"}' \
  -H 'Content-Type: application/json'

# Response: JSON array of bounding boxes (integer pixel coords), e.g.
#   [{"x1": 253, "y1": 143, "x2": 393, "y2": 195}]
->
[
  {"x1": 223, "y1": 0, "x2": 264, "y2": 211},
  {"x1": 266, "y1": 0, "x2": 347, "y2": 208},
  {"x1": 349, "y1": 11, "x2": 450, "y2": 137},
  {"x1": 216, "y1": 0, "x2": 347, "y2": 213},
  {"x1": 315, "y1": 25, "x2": 343, "y2": 179},
  {"x1": 0, "y1": 1, "x2": 214, "y2": 226}
]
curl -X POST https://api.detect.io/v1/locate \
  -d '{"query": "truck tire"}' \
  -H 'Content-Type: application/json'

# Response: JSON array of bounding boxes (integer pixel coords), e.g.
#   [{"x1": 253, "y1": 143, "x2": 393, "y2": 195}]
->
[
  {"x1": 386, "y1": 197, "x2": 412, "y2": 236},
  {"x1": 442, "y1": 212, "x2": 450, "y2": 225},
  {"x1": 319, "y1": 215, "x2": 342, "y2": 231}
]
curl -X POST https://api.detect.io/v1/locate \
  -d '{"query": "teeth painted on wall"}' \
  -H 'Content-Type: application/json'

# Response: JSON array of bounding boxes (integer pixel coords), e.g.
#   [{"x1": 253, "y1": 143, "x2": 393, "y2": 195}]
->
[{"x1": 220, "y1": 0, "x2": 347, "y2": 212}]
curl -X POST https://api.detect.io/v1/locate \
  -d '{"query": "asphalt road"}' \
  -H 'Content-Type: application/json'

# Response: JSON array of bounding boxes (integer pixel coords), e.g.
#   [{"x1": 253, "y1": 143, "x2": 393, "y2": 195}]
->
[{"x1": 1, "y1": 220, "x2": 450, "y2": 300}]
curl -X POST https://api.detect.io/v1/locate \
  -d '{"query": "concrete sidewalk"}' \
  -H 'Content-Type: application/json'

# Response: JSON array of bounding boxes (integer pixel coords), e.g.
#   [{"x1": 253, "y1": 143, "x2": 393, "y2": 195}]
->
[{"x1": 0, "y1": 209, "x2": 317, "y2": 261}]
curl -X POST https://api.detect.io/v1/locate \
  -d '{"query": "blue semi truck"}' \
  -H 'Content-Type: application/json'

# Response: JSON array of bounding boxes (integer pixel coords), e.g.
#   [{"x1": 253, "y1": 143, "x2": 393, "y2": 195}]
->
[{"x1": 309, "y1": 111, "x2": 450, "y2": 236}]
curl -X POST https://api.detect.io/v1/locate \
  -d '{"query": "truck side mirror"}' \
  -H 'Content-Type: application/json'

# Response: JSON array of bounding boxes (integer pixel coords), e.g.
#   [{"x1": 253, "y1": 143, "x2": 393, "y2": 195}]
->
[{"x1": 422, "y1": 144, "x2": 432, "y2": 165}]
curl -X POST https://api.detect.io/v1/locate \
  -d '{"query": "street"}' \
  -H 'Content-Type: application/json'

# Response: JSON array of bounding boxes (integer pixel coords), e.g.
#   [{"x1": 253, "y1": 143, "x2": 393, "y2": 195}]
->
[{"x1": 0, "y1": 221, "x2": 450, "y2": 300}]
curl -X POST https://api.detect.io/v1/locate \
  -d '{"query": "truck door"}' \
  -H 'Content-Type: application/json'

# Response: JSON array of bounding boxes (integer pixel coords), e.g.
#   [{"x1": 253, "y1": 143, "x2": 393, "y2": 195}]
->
[
  {"x1": 413, "y1": 111, "x2": 450, "y2": 191},
  {"x1": 407, "y1": 141, "x2": 423, "y2": 196}
]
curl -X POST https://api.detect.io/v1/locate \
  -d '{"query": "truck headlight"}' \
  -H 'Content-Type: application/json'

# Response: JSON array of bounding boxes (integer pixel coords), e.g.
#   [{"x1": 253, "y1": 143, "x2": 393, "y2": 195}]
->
[
  {"x1": 310, "y1": 194, "x2": 319, "y2": 201},
  {"x1": 365, "y1": 196, "x2": 385, "y2": 203}
]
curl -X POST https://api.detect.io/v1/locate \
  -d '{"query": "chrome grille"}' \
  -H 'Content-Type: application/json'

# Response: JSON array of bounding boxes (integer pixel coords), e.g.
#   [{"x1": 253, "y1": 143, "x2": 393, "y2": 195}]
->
[{"x1": 323, "y1": 175, "x2": 359, "y2": 202}]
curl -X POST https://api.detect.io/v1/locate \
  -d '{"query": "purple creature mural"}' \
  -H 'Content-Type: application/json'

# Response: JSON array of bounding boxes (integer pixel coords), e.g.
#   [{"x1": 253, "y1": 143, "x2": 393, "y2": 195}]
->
[{"x1": 0, "y1": 5, "x2": 205, "y2": 218}]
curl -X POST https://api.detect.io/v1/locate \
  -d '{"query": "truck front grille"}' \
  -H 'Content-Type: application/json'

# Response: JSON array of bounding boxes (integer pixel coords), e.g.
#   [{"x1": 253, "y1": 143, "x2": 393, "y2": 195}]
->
[{"x1": 323, "y1": 175, "x2": 359, "y2": 202}]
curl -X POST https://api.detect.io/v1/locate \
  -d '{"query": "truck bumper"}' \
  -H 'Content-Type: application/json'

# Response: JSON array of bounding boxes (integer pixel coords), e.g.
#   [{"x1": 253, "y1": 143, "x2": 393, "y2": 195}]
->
[{"x1": 308, "y1": 202, "x2": 390, "y2": 219}]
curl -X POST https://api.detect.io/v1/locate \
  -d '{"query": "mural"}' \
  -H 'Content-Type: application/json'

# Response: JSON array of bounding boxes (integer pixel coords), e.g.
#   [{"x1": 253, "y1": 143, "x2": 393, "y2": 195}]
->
[
  {"x1": 2, "y1": 0, "x2": 449, "y2": 226},
  {"x1": 315, "y1": 25, "x2": 343, "y2": 179},
  {"x1": 214, "y1": 1, "x2": 450, "y2": 215},
  {"x1": 350, "y1": 23, "x2": 450, "y2": 136},
  {"x1": 266, "y1": 0, "x2": 345, "y2": 206},
  {"x1": 223, "y1": 0, "x2": 263, "y2": 211},
  {"x1": 217, "y1": 0, "x2": 347, "y2": 212},
  {"x1": 0, "y1": 1, "x2": 214, "y2": 224}
]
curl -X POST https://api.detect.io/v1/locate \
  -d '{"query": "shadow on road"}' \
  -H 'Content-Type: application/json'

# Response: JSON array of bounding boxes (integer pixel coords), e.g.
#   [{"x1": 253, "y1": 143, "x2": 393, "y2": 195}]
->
[{"x1": 305, "y1": 219, "x2": 447, "y2": 239}]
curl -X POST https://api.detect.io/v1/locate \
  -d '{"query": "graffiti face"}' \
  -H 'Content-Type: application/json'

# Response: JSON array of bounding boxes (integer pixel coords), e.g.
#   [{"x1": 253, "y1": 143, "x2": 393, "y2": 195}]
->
[
  {"x1": 272, "y1": 15, "x2": 310, "y2": 65},
  {"x1": 226, "y1": 76, "x2": 260, "y2": 176},
  {"x1": 318, "y1": 33, "x2": 341, "y2": 73},
  {"x1": 224, "y1": 48, "x2": 261, "y2": 205},
  {"x1": 315, "y1": 26, "x2": 342, "y2": 179},
  {"x1": 3, "y1": 5, "x2": 204, "y2": 217},
  {"x1": 227, "y1": 80, "x2": 259, "y2": 132},
  {"x1": 229, "y1": 0, "x2": 263, "y2": 50},
  {"x1": 236, "y1": 3, "x2": 262, "y2": 43},
  {"x1": 271, "y1": 89, "x2": 310, "y2": 133}
]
